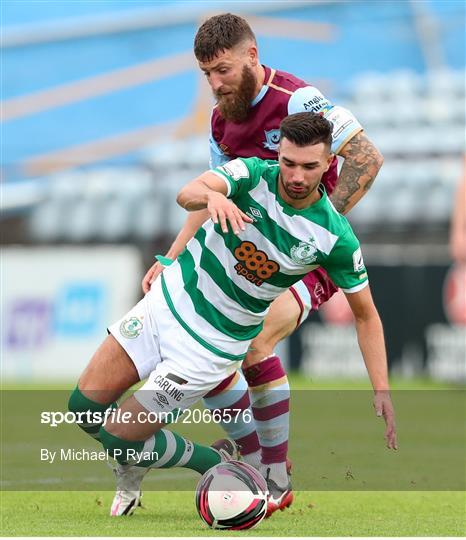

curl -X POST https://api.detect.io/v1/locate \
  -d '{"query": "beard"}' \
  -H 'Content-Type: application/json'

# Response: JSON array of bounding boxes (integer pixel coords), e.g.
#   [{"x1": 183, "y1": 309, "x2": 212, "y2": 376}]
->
[
  {"x1": 279, "y1": 173, "x2": 312, "y2": 200},
  {"x1": 215, "y1": 65, "x2": 257, "y2": 123}
]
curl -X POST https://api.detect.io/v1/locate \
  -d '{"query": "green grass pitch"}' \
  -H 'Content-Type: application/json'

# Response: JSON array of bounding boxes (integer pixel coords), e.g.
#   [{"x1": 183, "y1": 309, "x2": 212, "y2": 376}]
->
[
  {"x1": 2, "y1": 490, "x2": 465, "y2": 536},
  {"x1": 1, "y1": 377, "x2": 464, "y2": 536}
]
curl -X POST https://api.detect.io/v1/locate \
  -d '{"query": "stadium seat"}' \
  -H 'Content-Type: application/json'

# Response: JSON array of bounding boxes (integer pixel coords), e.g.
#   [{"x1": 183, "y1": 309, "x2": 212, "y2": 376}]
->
[{"x1": 131, "y1": 197, "x2": 165, "y2": 240}]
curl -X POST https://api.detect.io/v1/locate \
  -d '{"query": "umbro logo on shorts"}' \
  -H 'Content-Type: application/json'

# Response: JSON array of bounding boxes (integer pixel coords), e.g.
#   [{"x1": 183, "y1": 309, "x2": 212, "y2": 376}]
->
[
  {"x1": 153, "y1": 374, "x2": 185, "y2": 402},
  {"x1": 155, "y1": 392, "x2": 169, "y2": 406}
]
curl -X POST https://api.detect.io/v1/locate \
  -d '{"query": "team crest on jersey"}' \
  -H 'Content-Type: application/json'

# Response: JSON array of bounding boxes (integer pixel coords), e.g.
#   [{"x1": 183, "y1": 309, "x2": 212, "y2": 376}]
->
[
  {"x1": 262, "y1": 129, "x2": 280, "y2": 151},
  {"x1": 290, "y1": 239, "x2": 319, "y2": 265},
  {"x1": 119, "y1": 316, "x2": 143, "y2": 339}
]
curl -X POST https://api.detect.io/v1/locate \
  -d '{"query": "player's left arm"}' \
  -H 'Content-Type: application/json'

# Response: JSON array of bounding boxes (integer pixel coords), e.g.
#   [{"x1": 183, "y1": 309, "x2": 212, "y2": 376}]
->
[
  {"x1": 330, "y1": 130, "x2": 384, "y2": 215},
  {"x1": 344, "y1": 285, "x2": 397, "y2": 450},
  {"x1": 287, "y1": 87, "x2": 383, "y2": 215}
]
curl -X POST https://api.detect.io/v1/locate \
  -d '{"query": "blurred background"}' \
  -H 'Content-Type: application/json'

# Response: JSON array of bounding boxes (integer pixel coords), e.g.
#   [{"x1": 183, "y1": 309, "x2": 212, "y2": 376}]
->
[{"x1": 2, "y1": 0, "x2": 465, "y2": 383}]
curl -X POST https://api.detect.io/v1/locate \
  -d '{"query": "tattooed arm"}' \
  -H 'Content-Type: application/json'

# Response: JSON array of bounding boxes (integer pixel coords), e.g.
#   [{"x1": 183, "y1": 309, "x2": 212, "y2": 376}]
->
[{"x1": 330, "y1": 131, "x2": 384, "y2": 215}]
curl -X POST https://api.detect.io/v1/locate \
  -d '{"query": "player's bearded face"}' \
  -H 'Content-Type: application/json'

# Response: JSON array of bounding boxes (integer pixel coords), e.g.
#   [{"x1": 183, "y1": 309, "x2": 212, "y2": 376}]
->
[{"x1": 214, "y1": 65, "x2": 257, "y2": 123}]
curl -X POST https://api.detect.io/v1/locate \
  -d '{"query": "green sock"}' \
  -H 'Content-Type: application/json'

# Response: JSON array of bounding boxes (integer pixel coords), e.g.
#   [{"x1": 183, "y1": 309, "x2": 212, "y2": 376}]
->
[
  {"x1": 68, "y1": 386, "x2": 117, "y2": 443},
  {"x1": 99, "y1": 426, "x2": 221, "y2": 473}
]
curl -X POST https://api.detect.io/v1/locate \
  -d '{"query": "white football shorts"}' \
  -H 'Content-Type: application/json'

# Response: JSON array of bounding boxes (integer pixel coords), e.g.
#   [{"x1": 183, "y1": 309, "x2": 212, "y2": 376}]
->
[{"x1": 108, "y1": 278, "x2": 242, "y2": 415}]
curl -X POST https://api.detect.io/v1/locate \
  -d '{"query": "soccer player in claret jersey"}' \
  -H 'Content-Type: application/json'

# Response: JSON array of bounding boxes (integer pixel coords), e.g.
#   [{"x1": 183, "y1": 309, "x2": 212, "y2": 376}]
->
[
  {"x1": 69, "y1": 113, "x2": 397, "y2": 520},
  {"x1": 135, "y1": 13, "x2": 390, "y2": 518}
]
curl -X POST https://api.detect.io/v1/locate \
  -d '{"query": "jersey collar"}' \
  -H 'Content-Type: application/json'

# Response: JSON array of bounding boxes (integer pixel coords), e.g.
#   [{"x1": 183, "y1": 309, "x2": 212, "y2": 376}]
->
[{"x1": 251, "y1": 65, "x2": 272, "y2": 107}]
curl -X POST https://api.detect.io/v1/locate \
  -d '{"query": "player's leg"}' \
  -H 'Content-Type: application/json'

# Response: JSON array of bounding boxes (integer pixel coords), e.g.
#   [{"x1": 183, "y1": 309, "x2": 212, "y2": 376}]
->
[
  {"x1": 100, "y1": 390, "x2": 238, "y2": 475},
  {"x1": 98, "y1": 278, "x2": 243, "y2": 515},
  {"x1": 97, "y1": 354, "x2": 241, "y2": 518},
  {"x1": 242, "y1": 289, "x2": 298, "y2": 506},
  {"x1": 68, "y1": 334, "x2": 141, "y2": 443},
  {"x1": 68, "y1": 291, "x2": 163, "y2": 517},
  {"x1": 243, "y1": 269, "x2": 338, "y2": 516},
  {"x1": 202, "y1": 371, "x2": 262, "y2": 470}
]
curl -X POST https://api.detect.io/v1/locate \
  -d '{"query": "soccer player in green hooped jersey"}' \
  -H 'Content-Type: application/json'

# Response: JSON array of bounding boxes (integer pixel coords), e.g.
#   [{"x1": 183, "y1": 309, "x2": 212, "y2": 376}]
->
[
  {"x1": 69, "y1": 112, "x2": 397, "y2": 517},
  {"x1": 136, "y1": 12, "x2": 387, "y2": 519}
]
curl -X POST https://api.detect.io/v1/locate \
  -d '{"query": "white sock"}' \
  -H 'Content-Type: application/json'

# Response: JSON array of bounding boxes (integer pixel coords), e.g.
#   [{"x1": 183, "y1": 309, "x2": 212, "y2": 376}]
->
[
  {"x1": 261, "y1": 462, "x2": 288, "y2": 488},
  {"x1": 242, "y1": 450, "x2": 262, "y2": 470}
]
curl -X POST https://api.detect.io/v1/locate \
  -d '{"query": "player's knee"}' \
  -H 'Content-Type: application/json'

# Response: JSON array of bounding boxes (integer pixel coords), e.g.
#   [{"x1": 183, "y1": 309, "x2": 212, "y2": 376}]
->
[
  {"x1": 244, "y1": 336, "x2": 274, "y2": 366},
  {"x1": 251, "y1": 337, "x2": 273, "y2": 356}
]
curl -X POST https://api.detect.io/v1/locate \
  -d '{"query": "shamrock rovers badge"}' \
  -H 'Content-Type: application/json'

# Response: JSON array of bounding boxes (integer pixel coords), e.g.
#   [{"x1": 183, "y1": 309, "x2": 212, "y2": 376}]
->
[
  {"x1": 290, "y1": 239, "x2": 318, "y2": 265},
  {"x1": 119, "y1": 317, "x2": 143, "y2": 339}
]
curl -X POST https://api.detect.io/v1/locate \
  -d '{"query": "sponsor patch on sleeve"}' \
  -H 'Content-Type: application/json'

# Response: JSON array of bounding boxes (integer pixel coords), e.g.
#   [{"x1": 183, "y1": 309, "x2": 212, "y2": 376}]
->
[
  {"x1": 219, "y1": 159, "x2": 249, "y2": 181},
  {"x1": 325, "y1": 106, "x2": 362, "y2": 153},
  {"x1": 352, "y1": 247, "x2": 365, "y2": 272},
  {"x1": 288, "y1": 86, "x2": 334, "y2": 115}
]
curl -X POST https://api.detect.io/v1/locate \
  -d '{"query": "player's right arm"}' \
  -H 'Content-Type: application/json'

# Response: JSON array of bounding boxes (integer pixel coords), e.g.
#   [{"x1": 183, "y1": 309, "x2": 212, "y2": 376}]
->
[
  {"x1": 141, "y1": 136, "x2": 232, "y2": 293},
  {"x1": 141, "y1": 210, "x2": 209, "y2": 293},
  {"x1": 177, "y1": 170, "x2": 253, "y2": 233}
]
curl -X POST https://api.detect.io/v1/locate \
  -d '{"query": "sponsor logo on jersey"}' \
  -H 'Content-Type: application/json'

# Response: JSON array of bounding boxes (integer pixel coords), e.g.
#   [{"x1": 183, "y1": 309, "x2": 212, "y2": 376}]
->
[
  {"x1": 249, "y1": 207, "x2": 263, "y2": 219},
  {"x1": 262, "y1": 128, "x2": 280, "y2": 150},
  {"x1": 352, "y1": 248, "x2": 365, "y2": 272},
  {"x1": 290, "y1": 239, "x2": 318, "y2": 265},
  {"x1": 234, "y1": 241, "x2": 280, "y2": 287},
  {"x1": 303, "y1": 95, "x2": 333, "y2": 115},
  {"x1": 326, "y1": 107, "x2": 357, "y2": 141},
  {"x1": 154, "y1": 374, "x2": 185, "y2": 402},
  {"x1": 221, "y1": 159, "x2": 249, "y2": 181},
  {"x1": 119, "y1": 316, "x2": 143, "y2": 339},
  {"x1": 332, "y1": 119, "x2": 353, "y2": 140}
]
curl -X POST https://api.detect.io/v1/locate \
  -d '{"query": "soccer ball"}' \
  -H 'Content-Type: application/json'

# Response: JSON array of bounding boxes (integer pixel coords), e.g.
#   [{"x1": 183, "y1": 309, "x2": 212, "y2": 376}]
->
[{"x1": 195, "y1": 460, "x2": 268, "y2": 530}]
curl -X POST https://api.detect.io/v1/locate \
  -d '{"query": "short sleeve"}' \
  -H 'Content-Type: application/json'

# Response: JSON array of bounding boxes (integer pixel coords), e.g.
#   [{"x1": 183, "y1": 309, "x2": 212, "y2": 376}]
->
[
  {"x1": 211, "y1": 158, "x2": 261, "y2": 198},
  {"x1": 325, "y1": 229, "x2": 369, "y2": 293},
  {"x1": 209, "y1": 133, "x2": 230, "y2": 169},
  {"x1": 288, "y1": 86, "x2": 363, "y2": 154}
]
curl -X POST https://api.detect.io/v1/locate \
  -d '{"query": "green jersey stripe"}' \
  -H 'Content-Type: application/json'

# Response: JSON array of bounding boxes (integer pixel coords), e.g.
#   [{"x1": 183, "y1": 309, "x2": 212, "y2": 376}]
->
[
  {"x1": 202, "y1": 225, "x2": 287, "y2": 301},
  {"x1": 161, "y1": 275, "x2": 247, "y2": 361},
  {"x1": 178, "y1": 248, "x2": 263, "y2": 340},
  {"x1": 194, "y1": 227, "x2": 270, "y2": 313},
  {"x1": 185, "y1": 238, "x2": 267, "y2": 326}
]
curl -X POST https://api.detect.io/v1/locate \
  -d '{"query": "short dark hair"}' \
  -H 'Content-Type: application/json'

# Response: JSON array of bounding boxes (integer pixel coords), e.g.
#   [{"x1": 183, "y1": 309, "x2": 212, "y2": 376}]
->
[
  {"x1": 194, "y1": 13, "x2": 256, "y2": 62},
  {"x1": 280, "y1": 112, "x2": 333, "y2": 150}
]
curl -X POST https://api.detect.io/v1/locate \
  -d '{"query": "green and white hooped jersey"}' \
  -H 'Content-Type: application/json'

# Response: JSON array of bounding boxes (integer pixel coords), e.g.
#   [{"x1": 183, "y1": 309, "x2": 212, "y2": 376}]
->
[{"x1": 161, "y1": 157, "x2": 368, "y2": 361}]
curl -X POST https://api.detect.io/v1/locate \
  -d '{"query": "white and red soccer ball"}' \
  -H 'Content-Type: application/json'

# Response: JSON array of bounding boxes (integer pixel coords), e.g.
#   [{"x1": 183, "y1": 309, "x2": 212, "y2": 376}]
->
[{"x1": 195, "y1": 460, "x2": 268, "y2": 530}]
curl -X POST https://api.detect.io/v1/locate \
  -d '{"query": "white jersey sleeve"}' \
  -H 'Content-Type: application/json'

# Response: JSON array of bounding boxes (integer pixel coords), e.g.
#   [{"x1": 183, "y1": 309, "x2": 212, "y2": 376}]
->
[{"x1": 287, "y1": 86, "x2": 363, "y2": 154}]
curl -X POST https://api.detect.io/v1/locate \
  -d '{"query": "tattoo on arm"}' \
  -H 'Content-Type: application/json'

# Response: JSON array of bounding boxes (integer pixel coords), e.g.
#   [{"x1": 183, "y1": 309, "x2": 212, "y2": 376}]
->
[{"x1": 329, "y1": 131, "x2": 383, "y2": 215}]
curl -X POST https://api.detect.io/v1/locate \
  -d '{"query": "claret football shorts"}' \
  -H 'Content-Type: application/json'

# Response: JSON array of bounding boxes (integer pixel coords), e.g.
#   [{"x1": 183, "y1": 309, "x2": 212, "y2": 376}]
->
[{"x1": 290, "y1": 267, "x2": 339, "y2": 326}]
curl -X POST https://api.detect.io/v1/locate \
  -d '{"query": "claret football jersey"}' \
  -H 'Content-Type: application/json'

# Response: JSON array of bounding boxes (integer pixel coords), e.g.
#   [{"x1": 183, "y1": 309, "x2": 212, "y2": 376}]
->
[{"x1": 210, "y1": 65, "x2": 363, "y2": 195}]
